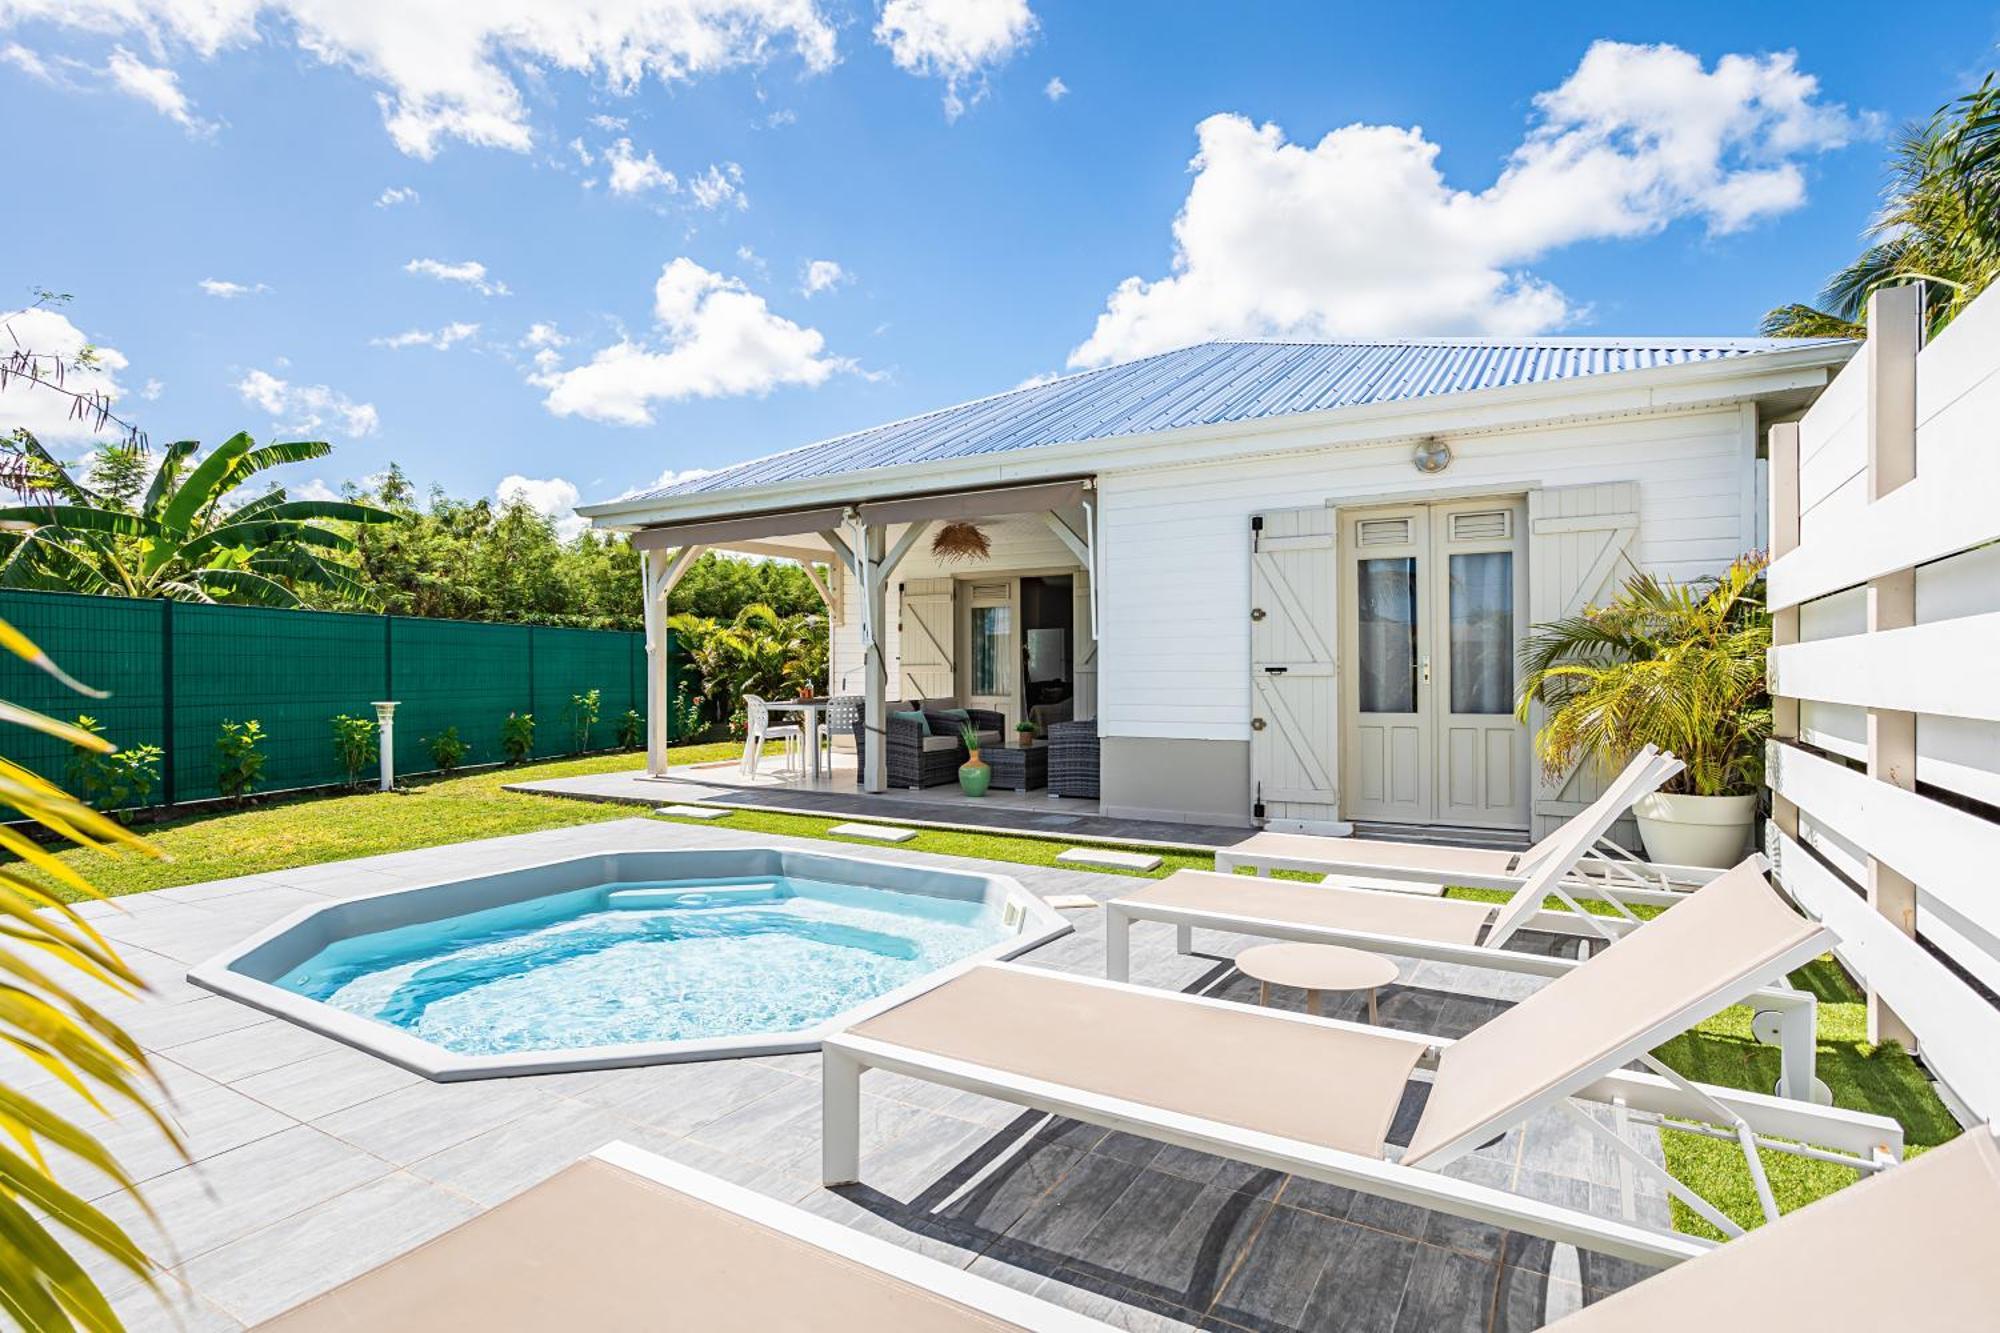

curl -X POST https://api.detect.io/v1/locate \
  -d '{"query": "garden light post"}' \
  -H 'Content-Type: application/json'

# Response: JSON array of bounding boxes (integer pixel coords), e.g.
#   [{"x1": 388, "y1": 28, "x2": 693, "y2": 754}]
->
[{"x1": 372, "y1": 701, "x2": 398, "y2": 792}]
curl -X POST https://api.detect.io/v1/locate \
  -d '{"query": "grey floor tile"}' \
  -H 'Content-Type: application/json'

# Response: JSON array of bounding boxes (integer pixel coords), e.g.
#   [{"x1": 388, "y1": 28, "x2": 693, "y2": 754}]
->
[
  {"x1": 408, "y1": 1099, "x2": 631, "y2": 1206},
  {"x1": 1388, "y1": 1245, "x2": 1498, "y2": 1333},
  {"x1": 182, "y1": 1171, "x2": 479, "y2": 1326},
  {"x1": 1206, "y1": 1202, "x2": 1334, "y2": 1330},
  {"x1": 156, "y1": 1018, "x2": 341, "y2": 1084},
  {"x1": 311, "y1": 1077, "x2": 554, "y2": 1165},
  {"x1": 1297, "y1": 1221, "x2": 1421, "y2": 1333},
  {"x1": 229, "y1": 1044, "x2": 421, "y2": 1121}
]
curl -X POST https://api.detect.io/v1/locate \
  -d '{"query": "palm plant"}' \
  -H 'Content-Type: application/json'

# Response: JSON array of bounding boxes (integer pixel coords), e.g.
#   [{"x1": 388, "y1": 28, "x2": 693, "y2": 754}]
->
[
  {"x1": 1762, "y1": 75, "x2": 2000, "y2": 341},
  {"x1": 0, "y1": 615, "x2": 178, "y2": 1330},
  {"x1": 1516, "y1": 554, "x2": 1772, "y2": 798},
  {"x1": 668, "y1": 602, "x2": 829, "y2": 727},
  {"x1": 0, "y1": 431, "x2": 394, "y2": 606}
]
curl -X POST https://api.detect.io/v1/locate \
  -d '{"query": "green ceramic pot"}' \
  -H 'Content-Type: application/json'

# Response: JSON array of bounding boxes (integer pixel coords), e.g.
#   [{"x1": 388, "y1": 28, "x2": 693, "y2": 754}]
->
[{"x1": 959, "y1": 754, "x2": 990, "y2": 797}]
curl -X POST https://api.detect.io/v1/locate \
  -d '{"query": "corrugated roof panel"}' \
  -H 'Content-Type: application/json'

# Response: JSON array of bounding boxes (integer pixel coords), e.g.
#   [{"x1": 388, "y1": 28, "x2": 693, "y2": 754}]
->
[{"x1": 615, "y1": 336, "x2": 1849, "y2": 504}]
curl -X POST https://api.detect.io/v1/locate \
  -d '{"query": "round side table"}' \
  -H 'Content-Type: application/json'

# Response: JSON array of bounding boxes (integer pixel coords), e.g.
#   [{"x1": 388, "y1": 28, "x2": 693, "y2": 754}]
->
[{"x1": 1234, "y1": 942, "x2": 1400, "y2": 1023}]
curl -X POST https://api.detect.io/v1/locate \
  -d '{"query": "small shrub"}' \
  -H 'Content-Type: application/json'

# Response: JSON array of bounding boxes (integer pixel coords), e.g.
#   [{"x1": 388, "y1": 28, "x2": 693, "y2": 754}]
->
[
  {"x1": 214, "y1": 719, "x2": 267, "y2": 805},
  {"x1": 668, "y1": 685, "x2": 703, "y2": 741},
  {"x1": 65, "y1": 715, "x2": 163, "y2": 817},
  {"x1": 427, "y1": 725, "x2": 469, "y2": 774},
  {"x1": 501, "y1": 711, "x2": 535, "y2": 765},
  {"x1": 615, "y1": 708, "x2": 643, "y2": 750},
  {"x1": 330, "y1": 713, "x2": 379, "y2": 788},
  {"x1": 568, "y1": 688, "x2": 601, "y2": 754}
]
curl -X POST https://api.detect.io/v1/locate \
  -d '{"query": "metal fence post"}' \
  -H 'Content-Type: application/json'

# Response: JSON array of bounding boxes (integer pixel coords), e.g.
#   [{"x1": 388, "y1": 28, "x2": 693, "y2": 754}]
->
[{"x1": 160, "y1": 598, "x2": 176, "y2": 808}]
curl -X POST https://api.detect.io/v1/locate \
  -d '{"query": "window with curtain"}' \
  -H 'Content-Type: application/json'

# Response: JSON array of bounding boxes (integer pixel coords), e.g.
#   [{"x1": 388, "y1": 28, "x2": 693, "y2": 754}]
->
[
  {"x1": 1448, "y1": 552, "x2": 1513, "y2": 714},
  {"x1": 1357, "y1": 557, "x2": 1418, "y2": 713},
  {"x1": 970, "y1": 604, "x2": 1010, "y2": 695}
]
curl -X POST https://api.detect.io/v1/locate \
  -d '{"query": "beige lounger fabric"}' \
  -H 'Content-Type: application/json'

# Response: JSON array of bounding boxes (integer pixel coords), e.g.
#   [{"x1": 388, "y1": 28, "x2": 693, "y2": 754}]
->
[
  {"x1": 259, "y1": 1157, "x2": 1028, "y2": 1331},
  {"x1": 1120, "y1": 869, "x2": 1492, "y2": 945},
  {"x1": 1548, "y1": 1127, "x2": 2000, "y2": 1330},
  {"x1": 849, "y1": 965, "x2": 1430, "y2": 1156},
  {"x1": 1221, "y1": 832, "x2": 1519, "y2": 878},
  {"x1": 1403, "y1": 859, "x2": 1823, "y2": 1165}
]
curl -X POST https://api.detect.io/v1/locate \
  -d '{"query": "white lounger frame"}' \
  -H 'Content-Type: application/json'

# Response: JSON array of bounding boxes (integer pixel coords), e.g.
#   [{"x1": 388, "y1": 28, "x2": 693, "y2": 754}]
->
[
  {"x1": 821, "y1": 962, "x2": 1903, "y2": 1270},
  {"x1": 1106, "y1": 855, "x2": 1825, "y2": 1103},
  {"x1": 591, "y1": 1141, "x2": 1115, "y2": 1331},
  {"x1": 1215, "y1": 749, "x2": 1717, "y2": 909}
]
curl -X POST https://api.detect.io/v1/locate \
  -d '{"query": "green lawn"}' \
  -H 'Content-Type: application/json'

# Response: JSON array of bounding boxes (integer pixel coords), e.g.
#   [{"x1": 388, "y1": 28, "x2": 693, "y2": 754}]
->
[{"x1": 36, "y1": 750, "x2": 1956, "y2": 1237}]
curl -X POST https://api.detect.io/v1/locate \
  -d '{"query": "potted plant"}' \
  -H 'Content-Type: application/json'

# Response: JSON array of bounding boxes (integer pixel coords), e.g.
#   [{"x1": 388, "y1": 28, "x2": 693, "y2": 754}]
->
[
  {"x1": 1517, "y1": 554, "x2": 1771, "y2": 868},
  {"x1": 957, "y1": 721, "x2": 990, "y2": 797},
  {"x1": 1015, "y1": 720, "x2": 1038, "y2": 749}
]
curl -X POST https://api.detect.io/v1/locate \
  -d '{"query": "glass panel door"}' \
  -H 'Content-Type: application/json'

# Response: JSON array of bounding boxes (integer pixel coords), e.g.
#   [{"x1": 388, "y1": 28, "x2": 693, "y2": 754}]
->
[
  {"x1": 969, "y1": 604, "x2": 1011, "y2": 696},
  {"x1": 1446, "y1": 552, "x2": 1513, "y2": 714},
  {"x1": 1356, "y1": 558, "x2": 1419, "y2": 713}
]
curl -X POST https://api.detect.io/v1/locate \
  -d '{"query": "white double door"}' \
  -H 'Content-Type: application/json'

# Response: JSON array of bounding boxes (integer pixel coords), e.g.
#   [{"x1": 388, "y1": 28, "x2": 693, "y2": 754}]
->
[{"x1": 1340, "y1": 498, "x2": 1529, "y2": 830}]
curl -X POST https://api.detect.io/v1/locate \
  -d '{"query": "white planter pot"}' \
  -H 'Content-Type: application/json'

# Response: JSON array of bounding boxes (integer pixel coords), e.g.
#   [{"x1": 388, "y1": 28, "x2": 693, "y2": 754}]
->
[{"x1": 1633, "y1": 792, "x2": 1759, "y2": 869}]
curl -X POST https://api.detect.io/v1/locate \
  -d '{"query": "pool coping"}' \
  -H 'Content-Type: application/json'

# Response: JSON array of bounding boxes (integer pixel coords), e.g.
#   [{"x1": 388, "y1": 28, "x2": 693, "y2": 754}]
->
[{"x1": 185, "y1": 842, "x2": 1071, "y2": 1081}]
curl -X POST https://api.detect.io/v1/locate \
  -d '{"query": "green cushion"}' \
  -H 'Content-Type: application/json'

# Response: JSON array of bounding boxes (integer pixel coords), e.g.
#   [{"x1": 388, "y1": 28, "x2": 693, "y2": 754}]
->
[{"x1": 890, "y1": 709, "x2": 931, "y2": 735}]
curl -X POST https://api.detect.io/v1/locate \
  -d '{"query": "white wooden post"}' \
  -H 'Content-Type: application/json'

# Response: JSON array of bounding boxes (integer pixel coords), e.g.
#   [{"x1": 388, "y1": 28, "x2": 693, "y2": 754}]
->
[
  {"x1": 371, "y1": 701, "x2": 398, "y2": 791},
  {"x1": 1767, "y1": 422, "x2": 1801, "y2": 847},
  {"x1": 821, "y1": 1047, "x2": 863, "y2": 1186},
  {"x1": 641, "y1": 549, "x2": 670, "y2": 778},
  {"x1": 1862, "y1": 284, "x2": 1923, "y2": 1049},
  {"x1": 861, "y1": 523, "x2": 889, "y2": 793}
]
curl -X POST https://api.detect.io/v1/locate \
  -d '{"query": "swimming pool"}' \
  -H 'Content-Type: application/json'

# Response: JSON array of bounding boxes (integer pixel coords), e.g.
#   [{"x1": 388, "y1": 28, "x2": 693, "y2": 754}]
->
[{"x1": 189, "y1": 846, "x2": 1069, "y2": 1078}]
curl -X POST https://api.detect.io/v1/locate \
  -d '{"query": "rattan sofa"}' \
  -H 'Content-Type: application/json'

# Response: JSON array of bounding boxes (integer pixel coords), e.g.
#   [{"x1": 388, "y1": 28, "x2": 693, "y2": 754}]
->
[{"x1": 854, "y1": 703, "x2": 1004, "y2": 789}]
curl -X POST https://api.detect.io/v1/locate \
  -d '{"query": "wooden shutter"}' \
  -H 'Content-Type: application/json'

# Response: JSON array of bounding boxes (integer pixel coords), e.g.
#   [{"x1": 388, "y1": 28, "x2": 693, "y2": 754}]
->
[
  {"x1": 1250, "y1": 506, "x2": 1345, "y2": 832},
  {"x1": 898, "y1": 578, "x2": 955, "y2": 702},
  {"x1": 1526, "y1": 483, "x2": 1641, "y2": 839},
  {"x1": 1071, "y1": 570, "x2": 1097, "y2": 721}
]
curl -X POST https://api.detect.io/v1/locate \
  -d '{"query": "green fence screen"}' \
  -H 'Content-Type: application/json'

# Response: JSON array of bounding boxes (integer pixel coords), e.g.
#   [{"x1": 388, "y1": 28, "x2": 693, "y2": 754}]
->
[{"x1": 0, "y1": 590, "x2": 677, "y2": 809}]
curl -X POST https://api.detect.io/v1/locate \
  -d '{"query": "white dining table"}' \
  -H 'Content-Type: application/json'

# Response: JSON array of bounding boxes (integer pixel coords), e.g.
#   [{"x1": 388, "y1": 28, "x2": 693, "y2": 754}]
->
[{"x1": 762, "y1": 699, "x2": 828, "y2": 781}]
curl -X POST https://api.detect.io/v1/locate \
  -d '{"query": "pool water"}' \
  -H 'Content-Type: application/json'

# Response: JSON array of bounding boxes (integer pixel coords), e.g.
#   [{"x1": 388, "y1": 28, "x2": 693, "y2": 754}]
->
[{"x1": 274, "y1": 875, "x2": 1011, "y2": 1055}]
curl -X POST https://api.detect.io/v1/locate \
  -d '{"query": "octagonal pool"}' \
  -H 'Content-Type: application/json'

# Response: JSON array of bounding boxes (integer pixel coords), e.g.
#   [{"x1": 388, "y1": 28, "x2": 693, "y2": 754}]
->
[{"x1": 188, "y1": 846, "x2": 1069, "y2": 1079}]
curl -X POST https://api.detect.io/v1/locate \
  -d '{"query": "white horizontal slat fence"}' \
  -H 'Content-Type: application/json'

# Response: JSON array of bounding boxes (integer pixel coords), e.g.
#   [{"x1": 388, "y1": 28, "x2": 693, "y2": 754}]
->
[{"x1": 1766, "y1": 283, "x2": 2000, "y2": 1121}]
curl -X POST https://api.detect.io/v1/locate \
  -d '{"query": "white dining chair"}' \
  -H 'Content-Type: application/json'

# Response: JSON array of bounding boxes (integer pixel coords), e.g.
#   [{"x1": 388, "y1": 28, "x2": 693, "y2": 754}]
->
[{"x1": 740, "y1": 694, "x2": 803, "y2": 777}]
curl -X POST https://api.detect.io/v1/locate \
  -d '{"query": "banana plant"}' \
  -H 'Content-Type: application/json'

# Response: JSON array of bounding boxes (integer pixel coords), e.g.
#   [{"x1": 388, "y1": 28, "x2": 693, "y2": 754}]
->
[{"x1": 0, "y1": 431, "x2": 395, "y2": 606}]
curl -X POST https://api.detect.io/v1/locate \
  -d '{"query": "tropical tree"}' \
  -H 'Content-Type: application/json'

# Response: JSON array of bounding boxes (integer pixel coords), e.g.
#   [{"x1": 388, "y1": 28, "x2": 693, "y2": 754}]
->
[
  {"x1": 1763, "y1": 73, "x2": 2000, "y2": 340},
  {"x1": 0, "y1": 615, "x2": 178, "y2": 1329},
  {"x1": 1516, "y1": 554, "x2": 1772, "y2": 798},
  {"x1": 0, "y1": 431, "x2": 394, "y2": 606},
  {"x1": 669, "y1": 602, "x2": 829, "y2": 733}
]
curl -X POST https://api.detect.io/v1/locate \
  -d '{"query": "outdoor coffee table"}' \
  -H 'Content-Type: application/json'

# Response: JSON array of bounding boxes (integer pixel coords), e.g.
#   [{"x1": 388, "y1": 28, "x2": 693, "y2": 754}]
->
[
  {"x1": 1234, "y1": 942, "x2": 1399, "y2": 1023},
  {"x1": 985, "y1": 741, "x2": 1048, "y2": 791}
]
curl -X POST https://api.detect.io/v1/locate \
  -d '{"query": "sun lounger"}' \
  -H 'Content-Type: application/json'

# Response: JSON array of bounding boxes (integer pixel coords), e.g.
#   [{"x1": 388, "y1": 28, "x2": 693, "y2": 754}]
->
[
  {"x1": 1217, "y1": 746, "x2": 1715, "y2": 904},
  {"x1": 1545, "y1": 1124, "x2": 2000, "y2": 1329},
  {"x1": 1106, "y1": 853, "x2": 1824, "y2": 1100},
  {"x1": 258, "y1": 1142, "x2": 1115, "y2": 1331},
  {"x1": 824, "y1": 861, "x2": 1904, "y2": 1268}
]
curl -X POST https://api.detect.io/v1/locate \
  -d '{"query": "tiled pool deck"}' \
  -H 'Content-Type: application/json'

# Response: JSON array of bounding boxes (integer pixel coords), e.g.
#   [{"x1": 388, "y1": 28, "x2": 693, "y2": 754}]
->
[{"x1": 26, "y1": 818, "x2": 1668, "y2": 1331}]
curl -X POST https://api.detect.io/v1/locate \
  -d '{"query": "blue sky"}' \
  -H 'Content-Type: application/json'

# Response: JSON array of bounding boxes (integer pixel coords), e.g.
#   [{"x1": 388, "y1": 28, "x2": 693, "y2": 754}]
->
[{"x1": 4, "y1": 2, "x2": 1995, "y2": 532}]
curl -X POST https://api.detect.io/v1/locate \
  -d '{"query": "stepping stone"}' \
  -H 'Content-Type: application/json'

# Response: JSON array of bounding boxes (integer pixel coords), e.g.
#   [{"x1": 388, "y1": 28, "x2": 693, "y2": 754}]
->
[
  {"x1": 1041, "y1": 893, "x2": 1098, "y2": 911},
  {"x1": 1056, "y1": 847, "x2": 1162, "y2": 872},
  {"x1": 829, "y1": 822, "x2": 917, "y2": 843},
  {"x1": 654, "y1": 805, "x2": 731, "y2": 820}
]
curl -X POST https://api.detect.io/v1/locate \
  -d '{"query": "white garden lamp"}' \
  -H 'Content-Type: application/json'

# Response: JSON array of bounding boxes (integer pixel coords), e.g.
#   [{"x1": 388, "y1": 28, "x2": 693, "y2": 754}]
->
[{"x1": 372, "y1": 701, "x2": 399, "y2": 792}]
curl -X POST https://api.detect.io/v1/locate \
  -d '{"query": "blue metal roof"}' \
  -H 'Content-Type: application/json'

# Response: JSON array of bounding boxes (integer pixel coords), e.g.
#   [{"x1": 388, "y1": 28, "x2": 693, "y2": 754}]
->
[{"x1": 619, "y1": 336, "x2": 1850, "y2": 504}]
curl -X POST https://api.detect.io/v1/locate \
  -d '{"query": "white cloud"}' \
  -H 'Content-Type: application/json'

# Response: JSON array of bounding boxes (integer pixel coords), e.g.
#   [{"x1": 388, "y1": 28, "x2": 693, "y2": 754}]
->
[
  {"x1": 875, "y1": 0, "x2": 1037, "y2": 119},
  {"x1": 2, "y1": 41, "x2": 50, "y2": 80},
  {"x1": 799, "y1": 258, "x2": 846, "y2": 296},
  {"x1": 496, "y1": 473, "x2": 587, "y2": 540},
  {"x1": 404, "y1": 257, "x2": 510, "y2": 296},
  {"x1": 1071, "y1": 41, "x2": 1864, "y2": 366},
  {"x1": 235, "y1": 369, "x2": 380, "y2": 438},
  {"x1": 374, "y1": 185, "x2": 419, "y2": 207},
  {"x1": 371, "y1": 321, "x2": 480, "y2": 350},
  {"x1": 139, "y1": 376, "x2": 164, "y2": 400},
  {"x1": 520, "y1": 322, "x2": 569, "y2": 373},
  {"x1": 604, "y1": 137, "x2": 677, "y2": 195},
  {"x1": 533, "y1": 257, "x2": 852, "y2": 425},
  {"x1": 292, "y1": 477, "x2": 341, "y2": 502},
  {"x1": 5, "y1": 1, "x2": 840, "y2": 159},
  {"x1": 1043, "y1": 75, "x2": 1066, "y2": 102},
  {"x1": 199, "y1": 277, "x2": 269, "y2": 298},
  {"x1": 106, "y1": 45, "x2": 215, "y2": 134},
  {"x1": 688, "y1": 161, "x2": 745, "y2": 210},
  {"x1": 0, "y1": 306, "x2": 131, "y2": 444},
  {"x1": 588, "y1": 113, "x2": 628, "y2": 131}
]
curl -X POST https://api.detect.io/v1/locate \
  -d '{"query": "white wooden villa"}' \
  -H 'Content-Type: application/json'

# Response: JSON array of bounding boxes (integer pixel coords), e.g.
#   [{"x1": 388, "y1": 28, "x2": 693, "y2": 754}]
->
[{"x1": 580, "y1": 334, "x2": 1856, "y2": 840}]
